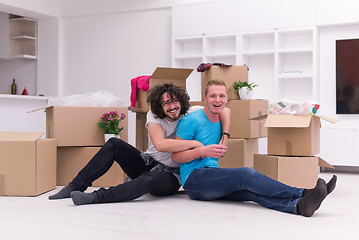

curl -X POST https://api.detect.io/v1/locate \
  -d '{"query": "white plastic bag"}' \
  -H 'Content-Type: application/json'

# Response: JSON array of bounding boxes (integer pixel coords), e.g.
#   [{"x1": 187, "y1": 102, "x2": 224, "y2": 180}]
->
[{"x1": 47, "y1": 90, "x2": 127, "y2": 107}]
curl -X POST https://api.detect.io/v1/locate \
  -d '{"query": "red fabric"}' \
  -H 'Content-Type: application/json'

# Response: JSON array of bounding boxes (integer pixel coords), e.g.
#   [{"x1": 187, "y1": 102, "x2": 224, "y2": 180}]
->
[{"x1": 130, "y1": 75, "x2": 151, "y2": 108}]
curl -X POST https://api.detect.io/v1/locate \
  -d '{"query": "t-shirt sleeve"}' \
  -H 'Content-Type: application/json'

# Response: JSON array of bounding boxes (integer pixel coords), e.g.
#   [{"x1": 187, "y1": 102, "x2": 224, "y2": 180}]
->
[
  {"x1": 145, "y1": 110, "x2": 160, "y2": 128},
  {"x1": 176, "y1": 114, "x2": 196, "y2": 140}
]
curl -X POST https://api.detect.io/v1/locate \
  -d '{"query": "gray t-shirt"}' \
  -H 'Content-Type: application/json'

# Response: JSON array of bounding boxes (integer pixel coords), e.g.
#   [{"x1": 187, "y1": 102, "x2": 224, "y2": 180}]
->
[{"x1": 144, "y1": 106, "x2": 203, "y2": 168}]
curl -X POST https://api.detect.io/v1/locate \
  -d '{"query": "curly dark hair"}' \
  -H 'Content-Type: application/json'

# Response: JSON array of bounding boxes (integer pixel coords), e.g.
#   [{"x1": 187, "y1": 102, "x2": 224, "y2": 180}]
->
[{"x1": 146, "y1": 83, "x2": 190, "y2": 119}]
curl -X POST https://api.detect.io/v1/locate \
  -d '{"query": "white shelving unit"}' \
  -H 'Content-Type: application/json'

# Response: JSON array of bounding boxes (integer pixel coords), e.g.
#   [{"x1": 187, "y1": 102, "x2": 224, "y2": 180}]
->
[
  {"x1": 9, "y1": 15, "x2": 37, "y2": 59},
  {"x1": 172, "y1": 33, "x2": 238, "y2": 101}
]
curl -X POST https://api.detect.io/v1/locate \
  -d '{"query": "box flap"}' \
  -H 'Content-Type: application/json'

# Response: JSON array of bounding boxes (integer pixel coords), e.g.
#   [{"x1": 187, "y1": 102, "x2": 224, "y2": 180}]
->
[
  {"x1": 0, "y1": 132, "x2": 44, "y2": 141},
  {"x1": 151, "y1": 67, "x2": 193, "y2": 81},
  {"x1": 264, "y1": 115, "x2": 312, "y2": 128},
  {"x1": 314, "y1": 114, "x2": 339, "y2": 124},
  {"x1": 128, "y1": 107, "x2": 148, "y2": 114},
  {"x1": 318, "y1": 157, "x2": 335, "y2": 169}
]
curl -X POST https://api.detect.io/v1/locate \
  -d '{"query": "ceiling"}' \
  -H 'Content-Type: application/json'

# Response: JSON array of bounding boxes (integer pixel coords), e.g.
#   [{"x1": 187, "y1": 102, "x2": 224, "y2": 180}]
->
[{"x1": 0, "y1": 0, "x2": 222, "y2": 19}]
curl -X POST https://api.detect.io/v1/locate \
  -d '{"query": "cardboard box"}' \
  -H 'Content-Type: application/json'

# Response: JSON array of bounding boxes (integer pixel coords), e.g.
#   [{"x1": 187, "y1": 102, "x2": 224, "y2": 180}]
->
[
  {"x1": 253, "y1": 154, "x2": 334, "y2": 188},
  {"x1": 128, "y1": 107, "x2": 148, "y2": 152},
  {"x1": 0, "y1": 132, "x2": 56, "y2": 196},
  {"x1": 136, "y1": 67, "x2": 193, "y2": 111},
  {"x1": 190, "y1": 101, "x2": 205, "y2": 107},
  {"x1": 219, "y1": 139, "x2": 258, "y2": 168},
  {"x1": 227, "y1": 99, "x2": 268, "y2": 139},
  {"x1": 57, "y1": 147, "x2": 126, "y2": 187},
  {"x1": 201, "y1": 65, "x2": 248, "y2": 100},
  {"x1": 46, "y1": 106, "x2": 128, "y2": 147},
  {"x1": 264, "y1": 114, "x2": 338, "y2": 156}
]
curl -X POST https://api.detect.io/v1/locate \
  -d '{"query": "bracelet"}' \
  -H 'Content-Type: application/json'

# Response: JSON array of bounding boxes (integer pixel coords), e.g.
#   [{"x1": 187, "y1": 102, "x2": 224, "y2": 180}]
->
[{"x1": 221, "y1": 132, "x2": 230, "y2": 138}]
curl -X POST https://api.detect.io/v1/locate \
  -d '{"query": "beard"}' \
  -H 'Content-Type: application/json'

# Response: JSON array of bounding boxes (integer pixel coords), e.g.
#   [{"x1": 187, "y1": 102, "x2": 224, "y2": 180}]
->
[{"x1": 165, "y1": 107, "x2": 180, "y2": 121}]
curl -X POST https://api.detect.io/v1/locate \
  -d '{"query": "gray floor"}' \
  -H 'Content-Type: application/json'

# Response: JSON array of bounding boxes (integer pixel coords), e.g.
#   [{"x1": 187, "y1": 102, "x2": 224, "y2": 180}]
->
[{"x1": 0, "y1": 172, "x2": 356, "y2": 240}]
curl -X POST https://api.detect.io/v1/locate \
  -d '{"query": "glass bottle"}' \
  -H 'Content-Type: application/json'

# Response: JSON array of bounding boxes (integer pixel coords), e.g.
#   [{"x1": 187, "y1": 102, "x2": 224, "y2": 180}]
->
[{"x1": 11, "y1": 79, "x2": 17, "y2": 95}]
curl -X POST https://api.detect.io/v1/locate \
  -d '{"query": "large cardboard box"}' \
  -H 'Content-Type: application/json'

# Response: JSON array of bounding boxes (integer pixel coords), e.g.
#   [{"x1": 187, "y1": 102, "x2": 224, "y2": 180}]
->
[
  {"x1": 136, "y1": 67, "x2": 193, "y2": 111},
  {"x1": 46, "y1": 106, "x2": 128, "y2": 147},
  {"x1": 253, "y1": 154, "x2": 334, "y2": 188},
  {"x1": 57, "y1": 147, "x2": 126, "y2": 187},
  {"x1": 227, "y1": 99, "x2": 268, "y2": 139},
  {"x1": 219, "y1": 139, "x2": 258, "y2": 168},
  {"x1": 201, "y1": 65, "x2": 248, "y2": 100},
  {"x1": 0, "y1": 132, "x2": 56, "y2": 196},
  {"x1": 264, "y1": 114, "x2": 338, "y2": 156}
]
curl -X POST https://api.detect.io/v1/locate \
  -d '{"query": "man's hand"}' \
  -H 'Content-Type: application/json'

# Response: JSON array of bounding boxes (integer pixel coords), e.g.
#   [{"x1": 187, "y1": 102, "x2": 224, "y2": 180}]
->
[{"x1": 200, "y1": 144, "x2": 227, "y2": 159}]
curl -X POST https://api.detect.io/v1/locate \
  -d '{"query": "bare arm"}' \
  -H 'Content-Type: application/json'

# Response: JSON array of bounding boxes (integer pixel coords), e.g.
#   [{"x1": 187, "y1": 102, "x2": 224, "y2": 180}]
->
[
  {"x1": 148, "y1": 122, "x2": 204, "y2": 152},
  {"x1": 172, "y1": 136, "x2": 227, "y2": 163},
  {"x1": 219, "y1": 107, "x2": 231, "y2": 147}
]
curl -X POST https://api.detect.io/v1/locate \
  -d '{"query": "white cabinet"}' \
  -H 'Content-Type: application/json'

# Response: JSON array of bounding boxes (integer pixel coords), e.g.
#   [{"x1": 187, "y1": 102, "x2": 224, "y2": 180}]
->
[
  {"x1": 172, "y1": 1, "x2": 239, "y2": 37},
  {"x1": 317, "y1": 0, "x2": 359, "y2": 26},
  {"x1": 239, "y1": 0, "x2": 316, "y2": 32},
  {"x1": 172, "y1": 33, "x2": 238, "y2": 100}
]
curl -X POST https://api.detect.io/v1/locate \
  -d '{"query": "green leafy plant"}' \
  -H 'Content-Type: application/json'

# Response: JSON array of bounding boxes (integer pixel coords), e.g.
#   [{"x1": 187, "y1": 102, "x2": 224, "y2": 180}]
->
[
  {"x1": 97, "y1": 111, "x2": 125, "y2": 135},
  {"x1": 233, "y1": 81, "x2": 258, "y2": 91}
]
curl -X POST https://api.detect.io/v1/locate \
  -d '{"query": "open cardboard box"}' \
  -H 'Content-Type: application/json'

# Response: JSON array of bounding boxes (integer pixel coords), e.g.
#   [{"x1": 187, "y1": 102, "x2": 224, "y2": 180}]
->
[
  {"x1": 46, "y1": 106, "x2": 128, "y2": 147},
  {"x1": 135, "y1": 67, "x2": 193, "y2": 111},
  {"x1": 251, "y1": 114, "x2": 339, "y2": 156},
  {"x1": 201, "y1": 65, "x2": 248, "y2": 100},
  {"x1": 254, "y1": 154, "x2": 334, "y2": 188},
  {"x1": 0, "y1": 132, "x2": 56, "y2": 196}
]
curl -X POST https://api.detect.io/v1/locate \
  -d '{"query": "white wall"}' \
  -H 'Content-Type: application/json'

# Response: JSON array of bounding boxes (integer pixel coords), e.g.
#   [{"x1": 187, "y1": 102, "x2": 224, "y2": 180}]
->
[{"x1": 60, "y1": 8, "x2": 172, "y2": 104}]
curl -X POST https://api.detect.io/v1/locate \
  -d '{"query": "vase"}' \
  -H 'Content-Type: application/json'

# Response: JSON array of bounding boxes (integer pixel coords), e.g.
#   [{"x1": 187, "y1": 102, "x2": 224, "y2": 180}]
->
[
  {"x1": 104, "y1": 134, "x2": 121, "y2": 142},
  {"x1": 238, "y1": 87, "x2": 253, "y2": 100}
]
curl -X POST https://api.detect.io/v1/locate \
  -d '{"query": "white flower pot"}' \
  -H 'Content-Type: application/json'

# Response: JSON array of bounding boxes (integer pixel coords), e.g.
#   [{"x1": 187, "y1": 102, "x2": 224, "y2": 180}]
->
[
  {"x1": 238, "y1": 87, "x2": 253, "y2": 100},
  {"x1": 104, "y1": 134, "x2": 121, "y2": 142}
]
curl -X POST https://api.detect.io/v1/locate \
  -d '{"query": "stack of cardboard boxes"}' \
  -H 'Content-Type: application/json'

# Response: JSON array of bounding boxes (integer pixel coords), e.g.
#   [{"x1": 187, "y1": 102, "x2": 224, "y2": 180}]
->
[
  {"x1": 253, "y1": 114, "x2": 337, "y2": 188},
  {"x1": 46, "y1": 106, "x2": 128, "y2": 187},
  {"x1": 193, "y1": 65, "x2": 269, "y2": 169}
]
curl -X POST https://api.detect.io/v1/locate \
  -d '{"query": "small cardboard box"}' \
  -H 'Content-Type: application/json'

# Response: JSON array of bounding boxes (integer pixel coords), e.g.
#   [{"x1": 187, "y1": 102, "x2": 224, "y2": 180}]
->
[
  {"x1": 0, "y1": 132, "x2": 56, "y2": 196},
  {"x1": 57, "y1": 147, "x2": 126, "y2": 187},
  {"x1": 219, "y1": 139, "x2": 258, "y2": 168},
  {"x1": 46, "y1": 106, "x2": 128, "y2": 147},
  {"x1": 136, "y1": 67, "x2": 193, "y2": 111},
  {"x1": 264, "y1": 114, "x2": 338, "y2": 156},
  {"x1": 201, "y1": 65, "x2": 248, "y2": 100},
  {"x1": 128, "y1": 107, "x2": 148, "y2": 152},
  {"x1": 253, "y1": 154, "x2": 334, "y2": 188},
  {"x1": 228, "y1": 99, "x2": 268, "y2": 139}
]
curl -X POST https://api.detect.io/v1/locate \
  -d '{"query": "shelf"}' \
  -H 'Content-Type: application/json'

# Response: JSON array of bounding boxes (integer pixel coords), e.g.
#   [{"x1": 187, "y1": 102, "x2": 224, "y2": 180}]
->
[
  {"x1": 0, "y1": 94, "x2": 48, "y2": 101},
  {"x1": 9, "y1": 17, "x2": 36, "y2": 23},
  {"x1": 8, "y1": 54, "x2": 36, "y2": 59},
  {"x1": 241, "y1": 50, "x2": 275, "y2": 56},
  {"x1": 10, "y1": 35, "x2": 36, "y2": 40}
]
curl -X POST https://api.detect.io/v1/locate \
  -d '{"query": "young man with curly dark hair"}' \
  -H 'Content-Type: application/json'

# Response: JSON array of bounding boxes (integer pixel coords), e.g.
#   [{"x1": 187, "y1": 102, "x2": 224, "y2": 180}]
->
[{"x1": 49, "y1": 83, "x2": 230, "y2": 205}]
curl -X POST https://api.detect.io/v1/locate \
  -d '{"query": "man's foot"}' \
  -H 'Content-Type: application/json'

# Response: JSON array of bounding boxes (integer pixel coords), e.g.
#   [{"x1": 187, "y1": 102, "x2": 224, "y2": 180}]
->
[
  {"x1": 297, "y1": 178, "x2": 327, "y2": 217},
  {"x1": 302, "y1": 175, "x2": 337, "y2": 197},
  {"x1": 48, "y1": 185, "x2": 75, "y2": 200},
  {"x1": 71, "y1": 191, "x2": 98, "y2": 206}
]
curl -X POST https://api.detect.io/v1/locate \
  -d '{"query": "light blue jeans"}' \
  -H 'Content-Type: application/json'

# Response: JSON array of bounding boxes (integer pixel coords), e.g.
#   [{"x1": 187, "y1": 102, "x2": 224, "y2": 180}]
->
[{"x1": 183, "y1": 167, "x2": 304, "y2": 214}]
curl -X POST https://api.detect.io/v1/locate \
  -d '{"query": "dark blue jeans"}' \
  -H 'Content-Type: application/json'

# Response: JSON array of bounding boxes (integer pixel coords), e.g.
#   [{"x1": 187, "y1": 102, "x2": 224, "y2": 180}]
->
[
  {"x1": 183, "y1": 167, "x2": 304, "y2": 214},
  {"x1": 69, "y1": 138, "x2": 180, "y2": 203}
]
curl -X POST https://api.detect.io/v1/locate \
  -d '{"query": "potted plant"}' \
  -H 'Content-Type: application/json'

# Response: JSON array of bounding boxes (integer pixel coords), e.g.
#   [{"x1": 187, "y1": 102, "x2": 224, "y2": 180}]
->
[
  {"x1": 233, "y1": 81, "x2": 258, "y2": 100},
  {"x1": 97, "y1": 110, "x2": 126, "y2": 142}
]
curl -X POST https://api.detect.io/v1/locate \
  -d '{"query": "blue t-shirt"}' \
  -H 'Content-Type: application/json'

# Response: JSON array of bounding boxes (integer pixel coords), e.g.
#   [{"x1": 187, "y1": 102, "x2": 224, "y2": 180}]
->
[{"x1": 176, "y1": 109, "x2": 222, "y2": 186}]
